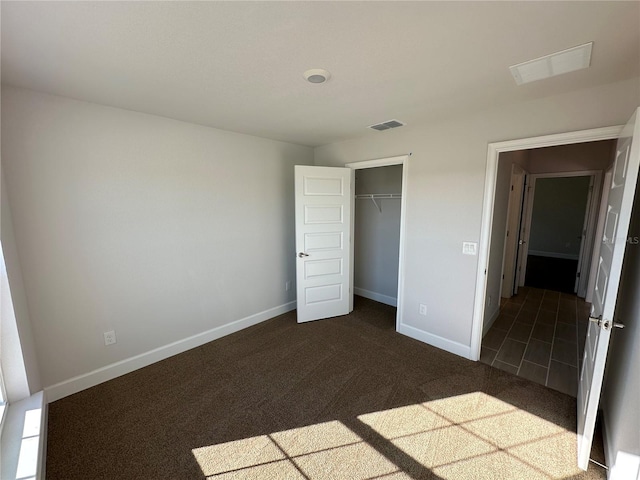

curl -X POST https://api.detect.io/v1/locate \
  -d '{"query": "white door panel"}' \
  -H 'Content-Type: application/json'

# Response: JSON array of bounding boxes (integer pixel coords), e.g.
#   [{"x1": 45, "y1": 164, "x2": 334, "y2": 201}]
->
[
  {"x1": 295, "y1": 166, "x2": 351, "y2": 323},
  {"x1": 502, "y1": 165, "x2": 526, "y2": 298},
  {"x1": 577, "y1": 109, "x2": 640, "y2": 470},
  {"x1": 516, "y1": 176, "x2": 534, "y2": 288}
]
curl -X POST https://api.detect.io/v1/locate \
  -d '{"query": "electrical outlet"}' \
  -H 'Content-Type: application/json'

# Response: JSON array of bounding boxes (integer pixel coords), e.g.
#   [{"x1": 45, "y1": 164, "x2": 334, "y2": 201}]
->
[
  {"x1": 104, "y1": 330, "x2": 117, "y2": 346},
  {"x1": 488, "y1": 295, "x2": 493, "y2": 307},
  {"x1": 419, "y1": 304, "x2": 427, "y2": 316},
  {"x1": 285, "y1": 280, "x2": 292, "y2": 291}
]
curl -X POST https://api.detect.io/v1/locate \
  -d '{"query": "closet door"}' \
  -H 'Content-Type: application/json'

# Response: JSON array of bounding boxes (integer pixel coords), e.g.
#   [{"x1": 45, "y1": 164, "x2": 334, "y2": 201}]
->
[{"x1": 294, "y1": 166, "x2": 352, "y2": 323}]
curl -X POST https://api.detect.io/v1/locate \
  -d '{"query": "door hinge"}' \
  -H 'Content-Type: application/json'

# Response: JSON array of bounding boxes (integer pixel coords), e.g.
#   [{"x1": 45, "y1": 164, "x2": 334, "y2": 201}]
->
[{"x1": 511, "y1": 185, "x2": 514, "y2": 191}]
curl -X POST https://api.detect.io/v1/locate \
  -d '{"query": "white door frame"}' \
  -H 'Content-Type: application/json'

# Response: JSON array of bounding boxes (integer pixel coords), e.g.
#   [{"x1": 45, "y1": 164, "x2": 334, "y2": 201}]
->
[
  {"x1": 500, "y1": 164, "x2": 527, "y2": 299},
  {"x1": 586, "y1": 166, "x2": 614, "y2": 303},
  {"x1": 345, "y1": 154, "x2": 409, "y2": 332},
  {"x1": 576, "y1": 175, "x2": 601, "y2": 297},
  {"x1": 514, "y1": 173, "x2": 533, "y2": 293},
  {"x1": 470, "y1": 126, "x2": 623, "y2": 361},
  {"x1": 518, "y1": 170, "x2": 602, "y2": 294}
]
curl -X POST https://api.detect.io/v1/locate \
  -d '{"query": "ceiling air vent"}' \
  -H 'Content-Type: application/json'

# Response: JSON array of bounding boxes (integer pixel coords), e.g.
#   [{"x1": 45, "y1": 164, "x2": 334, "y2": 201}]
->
[
  {"x1": 369, "y1": 119, "x2": 405, "y2": 131},
  {"x1": 509, "y1": 42, "x2": 593, "y2": 85}
]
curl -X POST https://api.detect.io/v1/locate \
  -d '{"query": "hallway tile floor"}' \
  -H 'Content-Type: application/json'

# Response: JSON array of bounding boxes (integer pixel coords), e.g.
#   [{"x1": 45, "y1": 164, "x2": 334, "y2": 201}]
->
[{"x1": 480, "y1": 286, "x2": 591, "y2": 397}]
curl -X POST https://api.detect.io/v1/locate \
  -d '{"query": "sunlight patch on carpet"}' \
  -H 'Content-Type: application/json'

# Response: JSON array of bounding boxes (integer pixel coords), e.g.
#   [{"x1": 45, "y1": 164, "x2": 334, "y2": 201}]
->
[
  {"x1": 193, "y1": 392, "x2": 584, "y2": 479},
  {"x1": 193, "y1": 420, "x2": 401, "y2": 479},
  {"x1": 358, "y1": 392, "x2": 583, "y2": 479}
]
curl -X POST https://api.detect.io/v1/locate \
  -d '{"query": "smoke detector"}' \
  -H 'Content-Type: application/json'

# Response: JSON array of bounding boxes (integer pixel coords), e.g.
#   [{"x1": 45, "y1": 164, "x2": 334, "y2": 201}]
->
[{"x1": 303, "y1": 69, "x2": 331, "y2": 84}]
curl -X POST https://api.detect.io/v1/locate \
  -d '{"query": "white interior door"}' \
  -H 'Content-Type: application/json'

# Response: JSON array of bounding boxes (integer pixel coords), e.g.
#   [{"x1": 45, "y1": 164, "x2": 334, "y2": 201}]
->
[
  {"x1": 577, "y1": 108, "x2": 640, "y2": 470},
  {"x1": 586, "y1": 168, "x2": 614, "y2": 303},
  {"x1": 515, "y1": 175, "x2": 534, "y2": 289},
  {"x1": 575, "y1": 176, "x2": 595, "y2": 295},
  {"x1": 502, "y1": 164, "x2": 526, "y2": 298},
  {"x1": 295, "y1": 165, "x2": 352, "y2": 323}
]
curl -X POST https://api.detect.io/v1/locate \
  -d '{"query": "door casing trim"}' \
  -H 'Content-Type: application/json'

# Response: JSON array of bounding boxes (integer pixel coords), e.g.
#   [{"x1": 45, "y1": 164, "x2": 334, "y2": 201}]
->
[
  {"x1": 471, "y1": 126, "x2": 623, "y2": 361},
  {"x1": 346, "y1": 154, "x2": 410, "y2": 333}
]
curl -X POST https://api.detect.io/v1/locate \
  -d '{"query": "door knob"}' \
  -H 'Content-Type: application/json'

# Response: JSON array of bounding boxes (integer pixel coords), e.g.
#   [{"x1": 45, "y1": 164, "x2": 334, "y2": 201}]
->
[
  {"x1": 589, "y1": 316, "x2": 625, "y2": 330},
  {"x1": 298, "y1": 252, "x2": 310, "y2": 258},
  {"x1": 519, "y1": 240, "x2": 527, "y2": 245}
]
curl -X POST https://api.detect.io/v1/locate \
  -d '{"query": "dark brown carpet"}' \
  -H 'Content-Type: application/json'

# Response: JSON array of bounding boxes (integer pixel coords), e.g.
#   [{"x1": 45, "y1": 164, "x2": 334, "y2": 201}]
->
[{"x1": 46, "y1": 296, "x2": 606, "y2": 479}]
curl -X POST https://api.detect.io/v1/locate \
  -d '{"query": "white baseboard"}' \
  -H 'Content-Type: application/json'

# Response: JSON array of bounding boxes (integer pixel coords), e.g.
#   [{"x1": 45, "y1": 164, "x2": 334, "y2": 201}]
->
[
  {"x1": 354, "y1": 287, "x2": 397, "y2": 307},
  {"x1": 528, "y1": 250, "x2": 579, "y2": 260},
  {"x1": 602, "y1": 408, "x2": 640, "y2": 479},
  {"x1": 44, "y1": 301, "x2": 296, "y2": 403},
  {"x1": 603, "y1": 407, "x2": 614, "y2": 476},
  {"x1": 483, "y1": 308, "x2": 501, "y2": 337},
  {"x1": 397, "y1": 323, "x2": 471, "y2": 359}
]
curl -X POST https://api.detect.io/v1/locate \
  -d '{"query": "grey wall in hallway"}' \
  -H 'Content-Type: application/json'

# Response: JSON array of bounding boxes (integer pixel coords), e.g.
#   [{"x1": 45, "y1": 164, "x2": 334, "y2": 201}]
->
[{"x1": 528, "y1": 176, "x2": 591, "y2": 259}]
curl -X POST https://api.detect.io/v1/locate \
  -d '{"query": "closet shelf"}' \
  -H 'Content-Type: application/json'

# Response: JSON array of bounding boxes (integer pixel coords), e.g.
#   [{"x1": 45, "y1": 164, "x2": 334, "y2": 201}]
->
[{"x1": 355, "y1": 193, "x2": 401, "y2": 212}]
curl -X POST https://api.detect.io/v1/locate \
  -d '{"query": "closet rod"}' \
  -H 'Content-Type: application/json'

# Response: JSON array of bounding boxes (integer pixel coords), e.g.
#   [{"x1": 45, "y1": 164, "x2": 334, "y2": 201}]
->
[
  {"x1": 354, "y1": 193, "x2": 402, "y2": 199},
  {"x1": 355, "y1": 193, "x2": 401, "y2": 213}
]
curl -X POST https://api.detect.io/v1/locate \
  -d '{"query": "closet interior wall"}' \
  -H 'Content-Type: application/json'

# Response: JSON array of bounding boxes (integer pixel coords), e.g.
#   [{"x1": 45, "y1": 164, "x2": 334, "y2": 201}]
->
[{"x1": 354, "y1": 165, "x2": 402, "y2": 306}]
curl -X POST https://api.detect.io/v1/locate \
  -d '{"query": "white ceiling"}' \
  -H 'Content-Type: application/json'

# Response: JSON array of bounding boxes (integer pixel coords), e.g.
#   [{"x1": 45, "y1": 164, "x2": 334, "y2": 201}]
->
[{"x1": 2, "y1": 2, "x2": 639, "y2": 147}]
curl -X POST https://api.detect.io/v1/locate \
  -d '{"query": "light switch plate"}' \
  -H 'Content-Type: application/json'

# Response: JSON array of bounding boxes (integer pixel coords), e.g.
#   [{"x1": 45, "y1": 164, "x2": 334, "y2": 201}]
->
[{"x1": 462, "y1": 242, "x2": 478, "y2": 255}]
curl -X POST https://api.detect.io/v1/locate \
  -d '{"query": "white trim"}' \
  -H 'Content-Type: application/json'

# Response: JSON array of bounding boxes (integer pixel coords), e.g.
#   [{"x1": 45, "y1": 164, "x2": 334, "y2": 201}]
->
[
  {"x1": 346, "y1": 155, "x2": 409, "y2": 336},
  {"x1": 518, "y1": 174, "x2": 536, "y2": 284},
  {"x1": 577, "y1": 174, "x2": 601, "y2": 297},
  {"x1": 44, "y1": 301, "x2": 296, "y2": 403},
  {"x1": 1, "y1": 391, "x2": 47, "y2": 480},
  {"x1": 345, "y1": 155, "x2": 408, "y2": 169},
  {"x1": 483, "y1": 307, "x2": 501, "y2": 337},
  {"x1": 354, "y1": 287, "x2": 397, "y2": 307},
  {"x1": 471, "y1": 125, "x2": 624, "y2": 361},
  {"x1": 500, "y1": 164, "x2": 526, "y2": 299},
  {"x1": 397, "y1": 324, "x2": 472, "y2": 359},
  {"x1": 587, "y1": 167, "x2": 614, "y2": 303},
  {"x1": 484, "y1": 126, "x2": 623, "y2": 153},
  {"x1": 527, "y1": 250, "x2": 580, "y2": 260},
  {"x1": 602, "y1": 410, "x2": 614, "y2": 477},
  {"x1": 602, "y1": 410, "x2": 640, "y2": 480},
  {"x1": 529, "y1": 170, "x2": 603, "y2": 179}
]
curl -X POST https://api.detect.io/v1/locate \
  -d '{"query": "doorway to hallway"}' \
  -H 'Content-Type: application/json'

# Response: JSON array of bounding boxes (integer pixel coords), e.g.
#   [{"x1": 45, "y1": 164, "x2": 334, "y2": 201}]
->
[{"x1": 480, "y1": 286, "x2": 590, "y2": 397}]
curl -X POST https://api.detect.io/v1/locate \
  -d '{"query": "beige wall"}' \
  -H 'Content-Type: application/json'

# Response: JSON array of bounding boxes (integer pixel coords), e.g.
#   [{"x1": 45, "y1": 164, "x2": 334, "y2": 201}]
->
[
  {"x1": 528, "y1": 176, "x2": 591, "y2": 258},
  {"x1": 1, "y1": 86, "x2": 314, "y2": 390},
  {"x1": 484, "y1": 150, "x2": 528, "y2": 325},
  {"x1": 315, "y1": 77, "x2": 640, "y2": 355},
  {"x1": 1, "y1": 169, "x2": 42, "y2": 399},
  {"x1": 526, "y1": 141, "x2": 615, "y2": 174}
]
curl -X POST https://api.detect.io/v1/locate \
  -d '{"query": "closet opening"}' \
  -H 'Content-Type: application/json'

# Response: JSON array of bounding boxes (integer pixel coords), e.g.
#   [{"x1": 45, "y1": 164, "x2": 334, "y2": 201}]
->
[{"x1": 346, "y1": 156, "x2": 408, "y2": 332}]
